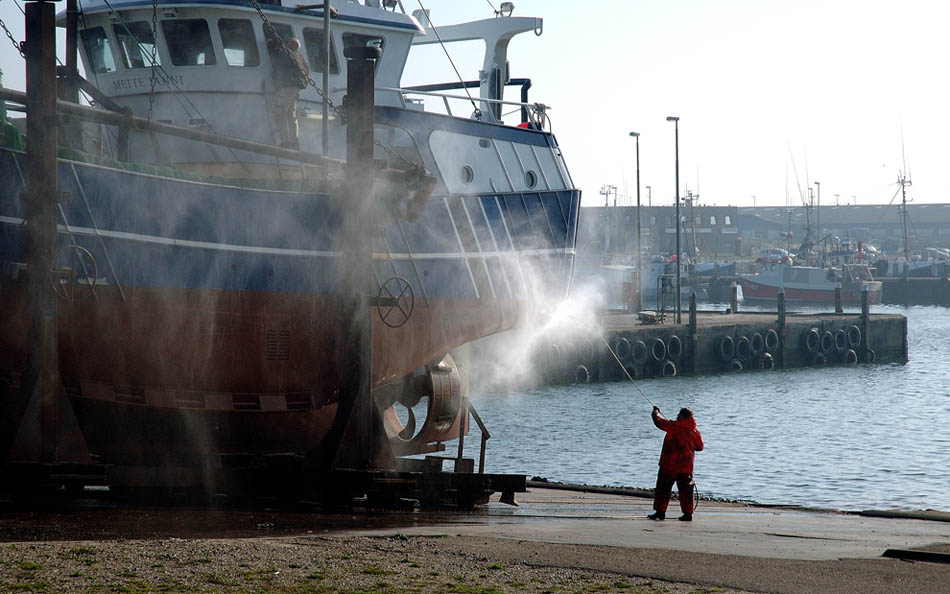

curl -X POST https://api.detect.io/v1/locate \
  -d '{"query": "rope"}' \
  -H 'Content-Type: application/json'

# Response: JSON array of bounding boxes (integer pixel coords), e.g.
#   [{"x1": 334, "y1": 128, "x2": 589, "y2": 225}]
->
[
  {"x1": 415, "y1": 0, "x2": 481, "y2": 120},
  {"x1": 146, "y1": 0, "x2": 158, "y2": 121}
]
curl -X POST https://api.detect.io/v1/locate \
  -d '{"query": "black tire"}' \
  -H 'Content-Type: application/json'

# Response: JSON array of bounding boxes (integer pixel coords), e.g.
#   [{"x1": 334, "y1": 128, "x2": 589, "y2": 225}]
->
[
  {"x1": 759, "y1": 352, "x2": 774, "y2": 370},
  {"x1": 614, "y1": 337, "x2": 631, "y2": 361},
  {"x1": 577, "y1": 340, "x2": 596, "y2": 366},
  {"x1": 834, "y1": 329, "x2": 848, "y2": 353},
  {"x1": 622, "y1": 363, "x2": 640, "y2": 380},
  {"x1": 735, "y1": 336, "x2": 752, "y2": 361},
  {"x1": 632, "y1": 340, "x2": 648, "y2": 365},
  {"x1": 847, "y1": 325, "x2": 862, "y2": 349},
  {"x1": 666, "y1": 335, "x2": 683, "y2": 361},
  {"x1": 574, "y1": 365, "x2": 590, "y2": 384},
  {"x1": 844, "y1": 349, "x2": 858, "y2": 364},
  {"x1": 661, "y1": 360, "x2": 677, "y2": 377},
  {"x1": 718, "y1": 335, "x2": 735, "y2": 362},
  {"x1": 802, "y1": 328, "x2": 820, "y2": 354},
  {"x1": 749, "y1": 332, "x2": 765, "y2": 358},
  {"x1": 812, "y1": 352, "x2": 827, "y2": 365},
  {"x1": 764, "y1": 328, "x2": 780, "y2": 353},
  {"x1": 865, "y1": 348, "x2": 876, "y2": 363},
  {"x1": 651, "y1": 338, "x2": 667, "y2": 362},
  {"x1": 820, "y1": 330, "x2": 835, "y2": 355},
  {"x1": 727, "y1": 358, "x2": 743, "y2": 372}
]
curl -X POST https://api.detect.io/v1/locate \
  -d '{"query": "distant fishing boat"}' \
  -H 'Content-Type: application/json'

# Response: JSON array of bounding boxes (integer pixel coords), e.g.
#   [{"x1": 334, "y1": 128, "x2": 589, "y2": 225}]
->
[{"x1": 737, "y1": 259, "x2": 882, "y2": 305}]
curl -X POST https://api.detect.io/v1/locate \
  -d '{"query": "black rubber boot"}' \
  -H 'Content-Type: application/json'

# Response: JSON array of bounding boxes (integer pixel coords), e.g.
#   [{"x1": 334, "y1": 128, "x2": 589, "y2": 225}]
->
[
  {"x1": 678, "y1": 513, "x2": 693, "y2": 522},
  {"x1": 647, "y1": 511, "x2": 665, "y2": 521}
]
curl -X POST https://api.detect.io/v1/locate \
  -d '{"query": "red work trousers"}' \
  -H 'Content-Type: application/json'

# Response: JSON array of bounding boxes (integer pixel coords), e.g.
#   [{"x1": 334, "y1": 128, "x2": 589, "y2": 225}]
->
[{"x1": 653, "y1": 470, "x2": 695, "y2": 514}]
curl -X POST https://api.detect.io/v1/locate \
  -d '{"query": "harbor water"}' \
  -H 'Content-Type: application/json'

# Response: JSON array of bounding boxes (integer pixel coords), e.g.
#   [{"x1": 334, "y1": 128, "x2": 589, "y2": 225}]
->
[{"x1": 466, "y1": 305, "x2": 950, "y2": 512}]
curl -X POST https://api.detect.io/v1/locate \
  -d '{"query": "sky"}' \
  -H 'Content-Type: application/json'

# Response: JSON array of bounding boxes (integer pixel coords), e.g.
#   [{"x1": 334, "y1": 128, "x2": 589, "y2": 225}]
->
[{"x1": 1, "y1": 0, "x2": 948, "y2": 210}]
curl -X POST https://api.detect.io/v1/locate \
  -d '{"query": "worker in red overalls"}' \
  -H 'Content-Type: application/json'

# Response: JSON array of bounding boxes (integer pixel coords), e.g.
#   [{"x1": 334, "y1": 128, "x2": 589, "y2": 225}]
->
[{"x1": 648, "y1": 406, "x2": 704, "y2": 521}]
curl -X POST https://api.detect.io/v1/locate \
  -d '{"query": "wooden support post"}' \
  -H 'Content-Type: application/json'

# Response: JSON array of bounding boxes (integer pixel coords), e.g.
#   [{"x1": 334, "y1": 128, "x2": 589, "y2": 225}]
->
[
  {"x1": 834, "y1": 287, "x2": 842, "y2": 313},
  {"x1": 776, "y1": 290, "x2": 786, "y2": 368},
  {"x1": 455, "y1": 399, "x2": 467, "y2": 473},
  {"x1": 861, "y1": 288, "x2": 871, "y2": 359},
  {"x1": 730, "y1": 282, "x2": 738, "y2": 313},
  {"x1": 688, "y1": 292, "x2": 697, "y2": 374},
  {"x1": 21, "y1": 0, "x2": 60, "y2": 464}
]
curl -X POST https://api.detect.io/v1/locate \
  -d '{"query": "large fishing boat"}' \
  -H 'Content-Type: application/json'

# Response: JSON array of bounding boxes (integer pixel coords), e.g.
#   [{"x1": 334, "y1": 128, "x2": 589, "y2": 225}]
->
[
  {"x1": 0, "y1": 0, "x2": 579, "y2": 490},
  {"x1": 737, "y1": 259, "x2": 882, "y2": 305}
]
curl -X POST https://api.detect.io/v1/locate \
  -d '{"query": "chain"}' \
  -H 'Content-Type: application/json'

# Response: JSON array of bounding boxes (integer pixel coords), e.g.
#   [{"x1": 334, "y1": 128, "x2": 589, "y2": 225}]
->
[
  {"x1": 0, "y1": 16, "x2": 24, "y2": 59},
  {"x1": 248, "y1": 0, "x2": 422, "y2": 170},
  {"x1": 146, "y1": 0, "x2": 158, "y2": 121}
]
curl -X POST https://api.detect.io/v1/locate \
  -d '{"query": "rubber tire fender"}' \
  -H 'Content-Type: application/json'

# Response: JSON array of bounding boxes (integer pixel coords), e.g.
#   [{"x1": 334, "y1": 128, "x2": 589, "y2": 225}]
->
[
  {"x1": 759, "y1": 352, "x2": 775, "y2": 370},
  {"x1": 574, "y1": 364, "x2": 591, "y2": 384},
  {"x1": 764, "y1": 328, "x2": 780, "y2": 353},
  {"x1": 651, "y1": 337, "x2": 667, "y2": 362},
  {"x1": 614, "y1": 337, "x2": 632, "y2": 361},
  {"x1": 661, "y1": 360, "x2": 677, "y2": 377},
  {"x1": 632, "y1": 340, "x2": 649, "y2": 365},
  {"x1": 749, "y1": 332, "x2": 765, "y2": 358},
  {"x1": 802, "y1": 327, "x2": 820, "y2": 354},
  {"x1": 718, "y1": 335, "x2": 736, "y2": 362},
  {"x1": 819, "y1": 330, "x2": 835, "y2": 355},
  {"x1": 812, "y1": 352, "x2": 827, "y2": 365},
  {"x1": 847, "y1": 325, "x2": 862, "y2": 349},
  {"x1": 865, "y1": 348, "x2": 876, "y2": 363},
  {"x1": 735, "y1": 336, "x2": 752, "y2": 361},
  {"x1": 844, "y1": 349, "x2": 858, "y2": 364},
  {"x1": 727, "y1": 358, "x2": 743, "y2": 372},
  {"x1": 666, "y1": 335, "x2": 683, "y2": 361},
  {"x1": 834, "y1": 329, "x2": 848, "y2": 353}
]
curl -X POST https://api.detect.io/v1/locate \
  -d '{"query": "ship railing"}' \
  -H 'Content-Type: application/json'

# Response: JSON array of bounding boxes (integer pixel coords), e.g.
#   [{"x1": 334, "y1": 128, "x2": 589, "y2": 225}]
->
[
  {"x1": 0, "y1": 86, "x2": 339, "y2": 170},
  {"x1": 376, "y1": 86, "x2": 551, "y2": 131},
  {"x1": 454, "y1": 400, "x2": 490, "y2": 474}
]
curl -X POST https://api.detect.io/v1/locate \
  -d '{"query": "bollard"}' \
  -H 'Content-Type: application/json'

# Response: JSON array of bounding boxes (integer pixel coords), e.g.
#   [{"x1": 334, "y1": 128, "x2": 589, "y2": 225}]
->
[{"x1": 776, "y1": 290, "x2": 786, "y2": 368}]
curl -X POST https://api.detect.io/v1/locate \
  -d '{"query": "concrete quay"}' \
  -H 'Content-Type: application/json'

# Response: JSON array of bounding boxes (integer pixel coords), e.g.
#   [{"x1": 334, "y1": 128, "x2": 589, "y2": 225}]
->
[{"x1": 536, "y1": 305, "x2": 907, "y2": 383}]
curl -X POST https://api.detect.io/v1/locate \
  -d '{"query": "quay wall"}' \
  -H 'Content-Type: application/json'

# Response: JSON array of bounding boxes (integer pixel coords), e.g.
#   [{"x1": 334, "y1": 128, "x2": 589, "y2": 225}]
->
[{"x1": 538, "y1": 310, "x2": 907, "y2": 384}]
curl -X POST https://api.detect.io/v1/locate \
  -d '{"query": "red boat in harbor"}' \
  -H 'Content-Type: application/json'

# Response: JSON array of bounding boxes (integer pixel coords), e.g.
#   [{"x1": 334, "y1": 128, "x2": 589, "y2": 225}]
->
[{"x1": 738, "y1": 261, "x2": 882, "y2": 305}]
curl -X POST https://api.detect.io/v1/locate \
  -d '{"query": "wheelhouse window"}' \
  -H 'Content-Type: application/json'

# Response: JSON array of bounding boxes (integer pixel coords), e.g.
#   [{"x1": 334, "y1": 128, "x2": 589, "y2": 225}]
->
[
  {"x1": 80, "y1": 27, "x2": 117, "y2": 74},
  {"x1": 162, "y1": 19, "x2": 216, "y2": 66},
  {"x1": 710, "y1": 215, "x2": 717, "y2": 225},
  {"x1": 302, "y1": 28, "x2": 339, "y2": 73},
  {"x1": 724, "y1": 215, "x2": 732, "y2": 225},
  {"x1": 219, "y1": 19, "x2": 259, "y2": 66},
  {"x1": 112, "y1": 21, "x2": 161, "y2": 69}
]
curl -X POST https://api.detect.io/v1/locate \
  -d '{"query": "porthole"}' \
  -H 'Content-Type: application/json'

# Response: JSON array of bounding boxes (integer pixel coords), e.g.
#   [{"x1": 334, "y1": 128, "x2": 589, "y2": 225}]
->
[
  {"x1": 478, "y1": 138, "x2": 491, "y2": 148},
  {"x1": 525, "y1": 170, "x2": 538, "y2": 188},
  {"x1": 460, "y1": 165, "x2": 475, "y2": 184}
]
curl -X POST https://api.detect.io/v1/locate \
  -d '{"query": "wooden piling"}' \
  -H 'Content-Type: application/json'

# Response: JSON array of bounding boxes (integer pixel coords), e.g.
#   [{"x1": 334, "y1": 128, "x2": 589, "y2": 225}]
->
[{"x1": 776, "y1": 290, "x2": 786, "y2": 368}]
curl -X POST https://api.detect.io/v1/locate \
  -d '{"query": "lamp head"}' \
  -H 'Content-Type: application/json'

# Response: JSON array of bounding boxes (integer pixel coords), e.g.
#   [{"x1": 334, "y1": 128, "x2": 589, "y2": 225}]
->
[
  {"x1": 629, "y1": 131, "x2": 639, "y2": 137},
  {"x1": 497, "y1": 2, "x2": 515, "y2": 17},
  {"x1": 666, "y1": 116, "x2": 679, "y2": 122}
]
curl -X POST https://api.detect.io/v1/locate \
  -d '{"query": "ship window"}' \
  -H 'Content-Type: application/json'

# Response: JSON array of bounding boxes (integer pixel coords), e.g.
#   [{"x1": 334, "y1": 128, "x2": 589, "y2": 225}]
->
[
  {"x1": 80, "y1": 27, "x2": 117, "y2": 74},
  {"x1": 219, "y1": 19, "x2": 260, "y2": 66},
  {"x1": 303, "y1": 28, "x2": 339, "y2": 74},
  {"x1": 710, "y1": 215, "x2": 717, "y2": 225},
  {"x1": 112, "y1": 21, "x2": 161, "y2": 69},
  {"x1": 724, "y1": 215, "x2": 732, "y2": 225},
  {"x1": 162, "y1": 19, "x2": 217, "y2": 66}
]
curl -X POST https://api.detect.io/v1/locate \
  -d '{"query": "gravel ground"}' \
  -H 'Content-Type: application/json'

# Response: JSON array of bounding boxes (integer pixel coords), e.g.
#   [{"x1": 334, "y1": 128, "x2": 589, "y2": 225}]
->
[{"x1": 0, "y1": 534, "x2": 754, "y2": 594}]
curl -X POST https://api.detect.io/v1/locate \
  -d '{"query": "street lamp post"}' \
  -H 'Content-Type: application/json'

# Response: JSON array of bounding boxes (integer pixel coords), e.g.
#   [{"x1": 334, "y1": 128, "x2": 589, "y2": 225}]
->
[
  {"x1": 629, "y1": 132, "x2": 641, "y2": 275},
  {"x1": 666, "y1": 116, "x2": 681, "y2": 323}
]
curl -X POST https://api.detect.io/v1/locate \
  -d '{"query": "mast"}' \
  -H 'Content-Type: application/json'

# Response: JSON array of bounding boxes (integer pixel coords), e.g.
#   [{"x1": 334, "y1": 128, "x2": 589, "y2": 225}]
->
[{"x1": 899, "y1": 173, "x2": 911, "y2": 258}]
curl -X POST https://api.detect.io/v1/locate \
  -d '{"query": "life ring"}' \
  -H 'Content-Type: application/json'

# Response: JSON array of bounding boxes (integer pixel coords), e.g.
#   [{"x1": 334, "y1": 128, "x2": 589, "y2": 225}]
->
[
  {"x1": 847, "y1": 325, "x2": 862, "y2": 349},
  {"x1": 666, "y1": 335, "x2": 683, "y2": 361},
  {"x1": 735, "y1": 336, "x2": 751, "y2": 361},
  {"x1": 718, "y1": 336, "x2": 735, "y2": 362},
  {"x1": 727, "y1": 358, "x2": 743, "y2": 372},
  {"x1": 865, "y1": 348, "x2": 876, "y2": 363},
  {"x1": 759, "y1": 352, "x2": 774, "y2": 370},
  {"x1": 651, "y1": 338, "x2": 667, "y2": 362},
  {"x1": 749, "y1": 332, "x2": 765, "y2": 358},
  {"x1": 812, "y1": 352, "x2": 827, "y2": 365},
  {"x1": 661, "y1": 360, "x2": 677, "y2": 377},
  {"x1": 632, "y1": 340, "x2": 648, "y2": 365},
  {"x1": 614, "y1": 337, "x2": 631, "y2": 361},
  {"x1": 764, "y1": 328, "x2": 780, "y2": 353},
  {"x1": 834, "y1": 329, "x2": 848, "y2": 353},
  {"x1": 844, "y1": 349, "x2": 858, "y2": 364},
  {"x1": 819, "y1": 330, "x2": 835, "y2": 355},
  {"x1": 574, "y1": 364, "x2": 590, "y2": 384},
  {"x1": 801, "y1": 328, "x2": 820, "y2": 354}
]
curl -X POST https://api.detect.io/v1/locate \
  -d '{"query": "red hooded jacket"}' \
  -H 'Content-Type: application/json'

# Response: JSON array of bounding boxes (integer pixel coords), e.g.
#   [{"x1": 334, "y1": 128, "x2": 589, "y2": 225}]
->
[{"x1": 652, "y1": 409, "x2": 704, "y2": 474}]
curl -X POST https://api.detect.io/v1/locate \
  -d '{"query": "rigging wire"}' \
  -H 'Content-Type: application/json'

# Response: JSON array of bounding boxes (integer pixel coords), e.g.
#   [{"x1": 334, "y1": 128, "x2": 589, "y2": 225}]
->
[{"x1": 414, "y1": 0, "x2": 481, "y2": 119}]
